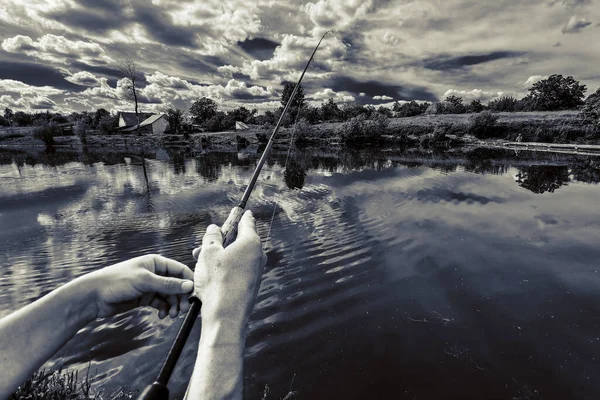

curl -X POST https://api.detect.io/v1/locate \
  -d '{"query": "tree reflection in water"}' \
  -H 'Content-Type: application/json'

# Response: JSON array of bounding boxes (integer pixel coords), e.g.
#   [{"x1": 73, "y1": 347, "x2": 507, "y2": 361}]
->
[
  {"x1": 284, "y1": 158, "x2": 307, "y2": 190},
  {"x1": 515, "y1": 165, "x2": 570, "y2": 194}
]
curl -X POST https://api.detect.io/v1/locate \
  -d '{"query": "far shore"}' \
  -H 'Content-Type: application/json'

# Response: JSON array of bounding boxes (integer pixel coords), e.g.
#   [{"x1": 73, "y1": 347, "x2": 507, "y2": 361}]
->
[{"x1": 0, "y1": 110, "x2": 598, "y2": 152}]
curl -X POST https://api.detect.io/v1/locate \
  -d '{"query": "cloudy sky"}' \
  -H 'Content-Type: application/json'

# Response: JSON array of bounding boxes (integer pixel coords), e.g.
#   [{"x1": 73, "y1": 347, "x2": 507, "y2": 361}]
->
[{"x1": 0, "y1": 0, "x2": 599, "y2": 114}]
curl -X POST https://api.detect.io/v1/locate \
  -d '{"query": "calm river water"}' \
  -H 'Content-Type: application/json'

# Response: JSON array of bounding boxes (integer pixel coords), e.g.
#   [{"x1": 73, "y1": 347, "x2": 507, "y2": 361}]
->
[{"x1": 1, "y1": 145, "x2": 600, "y2": 399}]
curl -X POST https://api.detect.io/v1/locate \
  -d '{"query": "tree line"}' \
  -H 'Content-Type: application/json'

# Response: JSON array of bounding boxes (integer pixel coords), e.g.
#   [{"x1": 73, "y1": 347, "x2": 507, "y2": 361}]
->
[{"x1": 2, "y1": 74, "x2": 598, "y2": 135}]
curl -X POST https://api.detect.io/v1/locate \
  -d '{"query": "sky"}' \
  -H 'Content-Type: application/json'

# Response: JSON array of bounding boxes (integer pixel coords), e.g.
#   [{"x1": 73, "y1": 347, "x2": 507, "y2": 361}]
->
[{"x1": 0, "y1": 0, "x2": 599, "y2": 115}]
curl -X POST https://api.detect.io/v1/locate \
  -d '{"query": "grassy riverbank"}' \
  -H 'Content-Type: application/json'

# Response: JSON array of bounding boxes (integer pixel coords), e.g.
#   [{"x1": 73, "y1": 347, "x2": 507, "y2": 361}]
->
[{"x1": 0, "y1": 111, "x2": 598, "y2": 150}]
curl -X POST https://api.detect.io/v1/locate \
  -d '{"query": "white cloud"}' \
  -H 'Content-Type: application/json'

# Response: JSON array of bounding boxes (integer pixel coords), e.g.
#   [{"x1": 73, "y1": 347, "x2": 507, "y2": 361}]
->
[
  {"x1": 145, "y1": 71, "x2": 191, "y2": 89},
  {"x1": 311, "y1": 88, "x2": 355, "y2": 103},
  {"x1": 221, "y1": 33, "x2": 348, "y2": 80},
  {"x1": 64, "y1": 71, "x2": 101, "y2": 86},
  {"x1": 562, "y1": 15, "x2": 592, "y2": 34},
  {"x1": 373, "y1": 95, "x2": 393, "y2": 100},
  {"x1": 522, "y1": 75, "x2": 548, "y2": 88},
  {"x1": 305, "y1": 0, "x2": 373, "y2": 33},
  {"x1": 29, "y1": 96, "x2": 57, "y2": 109},
  {"x1": 1, "y1": 34, "x2": 113, "y2": 65},
  {"x1": 0, "y1": 94, "x2": 26, "y2": 108},
  {"x1": 0, "y1": 79, "x2": 64, "y2": 97},
  {"x1": 443, "y1": 89, "x2": 509, "y2": 102}
]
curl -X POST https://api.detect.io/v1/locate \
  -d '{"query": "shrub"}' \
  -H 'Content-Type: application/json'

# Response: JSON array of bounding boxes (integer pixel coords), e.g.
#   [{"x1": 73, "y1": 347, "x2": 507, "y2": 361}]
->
[
  {"x1": 467, "y1": 99, "x2": 485, "y2": 113},
  {"x1": 444, "y1": 95, "x2": 467, "y2": 114},
  {"x1": 468, "y1": 110, "x2": 499, "y2": 138},
  {"x1": 363, "y1": 113, "x2": 389, "y2": 137},
  {"x1": 293, "y1": 118, "x2": 317, "y2": 144},
  {"x1": 394, "y1": 100, "x2": 428, "y2": 117},
  {"x1": 336, "y1": 114, "x2": 388, "y2": 145},
  {"x1": 581, "y1": 87, "x2": 600, "y2": 125},
  {"x1": 32, "y1": 123, "x2": 61, "y2": 146},
  {"x1": 488, "y1": 96, "x2": 518, "y2": 112},
  {"x1": 97, "y1": 114, "x2": 118, "y2": 134},
  {"x1": 336, "y1": 114, "x2": 365, "y2": 143},
  {"x1": 74, "y1": 119, "x2": 92, "y2": 144}
]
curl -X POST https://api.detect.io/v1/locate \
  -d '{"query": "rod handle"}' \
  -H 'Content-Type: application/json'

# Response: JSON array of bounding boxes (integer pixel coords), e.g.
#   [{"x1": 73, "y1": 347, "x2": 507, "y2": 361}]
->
[
  {"x1": 221, "y1": 206, "x2": 244, "y2": 248},
  {"x1": 137, "y1": 382, "x2": 169, "y2": 400}
]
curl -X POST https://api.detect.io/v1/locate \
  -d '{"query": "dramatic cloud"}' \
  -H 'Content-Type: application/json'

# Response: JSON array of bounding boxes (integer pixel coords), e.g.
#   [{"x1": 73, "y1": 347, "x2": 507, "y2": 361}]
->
[
  {"x1": 238, "y1": 37, "x2": 279, "y2": 60},
  {"x1": 65, "y1": 71, "x2": 102, "y2": 86},
  {"x1": 562, "y1": 16, "x2": 593, "y2": 33},
  {"x1": 0, "y1": 0, "x2": 599, "y2": 113},
  {"x1": 305, "y1": 0, "x2": 373, "y2": 33},
  {"x1": 422, "y1": 52, "x2": 526, "y2": 71},
  {"x1": 2, "y1": 34, "x2": 113, "y2": 65}
]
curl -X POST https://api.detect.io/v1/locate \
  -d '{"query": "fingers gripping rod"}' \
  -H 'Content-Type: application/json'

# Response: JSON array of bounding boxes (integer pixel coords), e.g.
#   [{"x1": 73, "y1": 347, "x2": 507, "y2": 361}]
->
[{"x1": 137, "y1": 31, "x2": 331, "y2": 400}]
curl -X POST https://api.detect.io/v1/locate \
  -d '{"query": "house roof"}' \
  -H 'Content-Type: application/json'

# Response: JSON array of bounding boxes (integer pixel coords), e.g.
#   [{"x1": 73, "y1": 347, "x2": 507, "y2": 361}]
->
[
  {"x1": 118, "y1": 112, "x2": 154, "y2": 127},
  {"x1": 120, "y1": 113, "x2": 166, "y2": 131},
  {"x1": 139, "y1": 114, "x2": 165, "y2": 127}
]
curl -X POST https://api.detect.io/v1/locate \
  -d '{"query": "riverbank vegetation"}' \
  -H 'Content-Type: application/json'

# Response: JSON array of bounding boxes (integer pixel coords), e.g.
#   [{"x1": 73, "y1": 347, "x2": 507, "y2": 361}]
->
[{"x1": 1, "y1": 75, "x2": 599, "y2": 149}]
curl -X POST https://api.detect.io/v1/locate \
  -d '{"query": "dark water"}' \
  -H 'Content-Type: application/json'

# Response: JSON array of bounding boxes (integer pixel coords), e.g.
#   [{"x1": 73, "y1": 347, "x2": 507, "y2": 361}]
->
[{"x1": 1, "y1": 146, "x2": 600, "y2": 399}]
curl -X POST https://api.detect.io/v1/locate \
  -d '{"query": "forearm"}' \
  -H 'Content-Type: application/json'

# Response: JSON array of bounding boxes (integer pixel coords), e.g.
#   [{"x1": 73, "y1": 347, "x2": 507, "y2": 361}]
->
[
  {"x1": 186, "y1": 317, "x2": 246, "y2": 400},
  {"x1": 0, "y1": 277, "x2": 96, "y2": 397}
]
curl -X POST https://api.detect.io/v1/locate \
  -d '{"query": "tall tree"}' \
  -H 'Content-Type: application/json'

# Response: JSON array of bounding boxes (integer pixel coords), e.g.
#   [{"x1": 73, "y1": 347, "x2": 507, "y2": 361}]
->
[
  {"x1": 166, "y1": 107, "x2": 184, "y2": 134},
  {"x1": 281, "y1": 82, "x2": 305, "y2": 109},
  {"x1": 189, "y1": 97, "x2": 218, "y2": 125},
  {"x1": 4, "y1": 108, "x2": 13, "y2": 126},
  {"x1": 118, "y1": 58, "x2": 142, "y2": 135},
  {"x1": 527, "y1": 74, "x2": 587, "y2": 111}
]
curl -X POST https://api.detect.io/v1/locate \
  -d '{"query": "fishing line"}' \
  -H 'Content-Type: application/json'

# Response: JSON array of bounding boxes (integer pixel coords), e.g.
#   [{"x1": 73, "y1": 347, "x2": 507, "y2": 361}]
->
[{"x1": 264, "y1": 104, "x2": 303, "y2": 250}]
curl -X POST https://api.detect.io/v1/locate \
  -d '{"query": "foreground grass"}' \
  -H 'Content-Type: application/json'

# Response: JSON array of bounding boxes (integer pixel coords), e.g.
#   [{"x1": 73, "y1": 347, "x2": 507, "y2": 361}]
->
[
  {"x1": 9, "y1": 368, "x2": 137, "y2": 400},
  {"x1": 11, "y1": 368, "x2": 299, "y2": 400}
]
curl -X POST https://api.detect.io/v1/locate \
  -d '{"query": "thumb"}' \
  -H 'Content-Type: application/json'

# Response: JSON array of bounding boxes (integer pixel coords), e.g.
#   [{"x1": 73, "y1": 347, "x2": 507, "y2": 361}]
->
[{"x1": 141, "y1": 272, "x2": 194, "y2": 295}]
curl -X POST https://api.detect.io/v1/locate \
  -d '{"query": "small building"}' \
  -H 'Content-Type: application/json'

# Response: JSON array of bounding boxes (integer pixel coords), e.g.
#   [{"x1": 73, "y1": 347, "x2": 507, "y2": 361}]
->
[
  {"x1": 118, "y1": 112, "x2": 154, "y2": 129},
  {"x1": 117, "y1": 112, "x2": 168, "y2": 134},
  {"x1": 235, "y1": 121, "x2": 249, "y2": 130},
  {"x1": 56, "y1": 121, "x2": 75, "y2": 135}
]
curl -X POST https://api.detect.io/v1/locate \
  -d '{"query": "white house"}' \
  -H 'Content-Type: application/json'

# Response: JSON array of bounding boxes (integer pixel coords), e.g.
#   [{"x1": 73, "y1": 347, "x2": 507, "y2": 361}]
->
[{"x1": 117, "y1": 112, "x2": 169, "y2": 134}]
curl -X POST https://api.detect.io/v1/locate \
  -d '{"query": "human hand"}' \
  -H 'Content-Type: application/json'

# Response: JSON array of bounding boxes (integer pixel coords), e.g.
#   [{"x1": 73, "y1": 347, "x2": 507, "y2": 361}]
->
[
  {"x1": 192, "y1": 210, "x2": 266, "y2": 335},
  {"x1": 79, "y1": 254, "x2": 195, "y2": 320}
]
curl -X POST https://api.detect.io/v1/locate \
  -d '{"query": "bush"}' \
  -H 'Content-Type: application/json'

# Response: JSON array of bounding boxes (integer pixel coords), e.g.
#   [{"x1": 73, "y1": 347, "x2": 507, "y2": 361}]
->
[
  {"x1": 581, "y1": 87, "x2": 600, "y2": 125},
  {"x1": 467, "y1": 99, "x2": 485, "y2": 113},
  {"x1": 293, "y1": 118, "x2": 318, "y2": 144},
  {"x1": 74, "y1": 119, "x2": 92, "y2": 144},
  {"x1": 336, "y1": 114, "x2": 365, "y2": 143},
  {"x1": 363, "y1": 113, "x2": 389, "y2": 137},
  {"x1": 444, "y1": 95, "x2": 467, "y2": 114},
  {"x1": 32, "y1": 123, "x2": 61, "y2": 146},
  {"x1": 336, "y1": 114, "x2": 388, "y2": 145},
  {"x1": 97, "y1": 114, "x2": 118, "y2": 134},
  {"x1": 468, "y1": 110, "x2": 499, "y2": 138},
  {"x1": 488, "y1": 96, "x2": 518, "y2": 112},
  {"x1": 393, "y1": 100, "x2": 428, "y2": 117}
]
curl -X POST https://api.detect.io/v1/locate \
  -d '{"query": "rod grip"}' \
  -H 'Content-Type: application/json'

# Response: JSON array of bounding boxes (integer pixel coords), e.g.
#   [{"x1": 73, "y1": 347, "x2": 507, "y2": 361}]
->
[
  {"x1": 137, "y1": 382, "x2": 169, "y2": 400},
  {"x1": 221, "y1": 206, "x2": 244, "y2": 248}
]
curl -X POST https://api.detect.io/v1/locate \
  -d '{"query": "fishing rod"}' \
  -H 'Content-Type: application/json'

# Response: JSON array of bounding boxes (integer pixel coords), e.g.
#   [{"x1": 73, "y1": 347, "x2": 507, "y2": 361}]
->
[{"x1": 137, "y1": 30, "x2": 331, "y2": 400}]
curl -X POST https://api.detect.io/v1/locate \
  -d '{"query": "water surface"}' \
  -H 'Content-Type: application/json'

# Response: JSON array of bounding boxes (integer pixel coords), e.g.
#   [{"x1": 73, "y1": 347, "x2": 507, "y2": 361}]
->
[{"x1": 1, "y1": 146, "x2": 599, "y2": 399}]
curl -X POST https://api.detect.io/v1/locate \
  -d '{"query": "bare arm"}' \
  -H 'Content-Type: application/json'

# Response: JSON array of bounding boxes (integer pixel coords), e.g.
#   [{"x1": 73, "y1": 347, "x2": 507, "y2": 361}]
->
[
  {"x1": 186, "y1": 210, "x2": 266, "y2": 399},
  {"x1": 0, "y1": 255, "x2": 194, "y2": 398}
]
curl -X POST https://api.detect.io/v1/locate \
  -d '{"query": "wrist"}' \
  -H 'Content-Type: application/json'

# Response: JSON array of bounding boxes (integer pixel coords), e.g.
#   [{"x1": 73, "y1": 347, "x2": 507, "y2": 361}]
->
[
  {"x1": 200, "y1": 314, "x2": 247, "y2": 348},
  {"x1": 62, "y1": 275, "x2": 100, "y2": 324}
]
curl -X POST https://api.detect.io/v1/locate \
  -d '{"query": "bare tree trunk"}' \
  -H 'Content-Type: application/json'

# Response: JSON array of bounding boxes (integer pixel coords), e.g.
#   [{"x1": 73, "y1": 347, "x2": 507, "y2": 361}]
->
[
  {"x1": 133, "y1": 87, "x2": 140, "y2": 136},
  {"x1": 118, "y1": 58, "x2": 143, "y2": 136}
]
